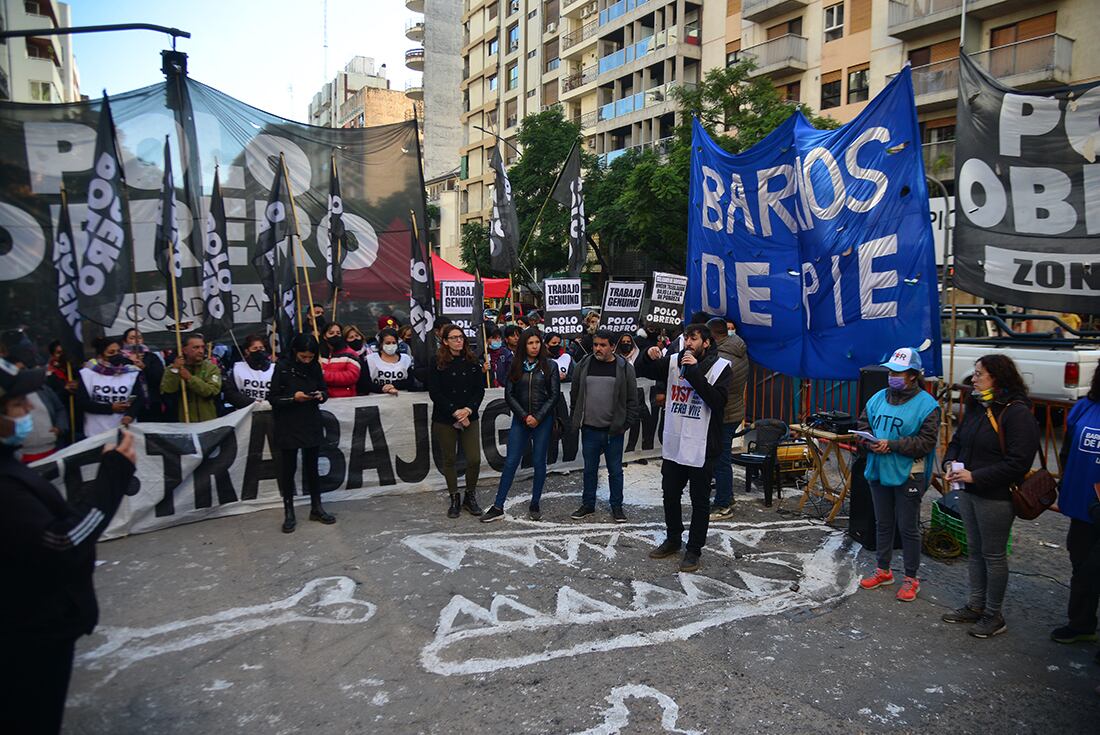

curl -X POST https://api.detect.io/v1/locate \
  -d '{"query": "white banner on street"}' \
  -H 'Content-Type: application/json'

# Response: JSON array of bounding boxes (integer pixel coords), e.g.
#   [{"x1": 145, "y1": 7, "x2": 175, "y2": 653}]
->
[{"x1": 32, "y1": 381, "x2": 664, "y2": 539}]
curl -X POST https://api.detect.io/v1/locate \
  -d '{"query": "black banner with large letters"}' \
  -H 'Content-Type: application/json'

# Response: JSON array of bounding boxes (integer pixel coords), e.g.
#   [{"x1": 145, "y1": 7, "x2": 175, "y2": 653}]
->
[
  {"x1": 0, "y1": 78, "x2": 426, "y2": 348},
  {"x1": 954, "y1": 53, "x2": 1100, "y2": 313}
]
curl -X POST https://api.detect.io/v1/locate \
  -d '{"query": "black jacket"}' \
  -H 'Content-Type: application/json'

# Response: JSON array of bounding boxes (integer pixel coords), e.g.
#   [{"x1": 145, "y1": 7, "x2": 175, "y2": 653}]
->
[
  {"x1": 570, "y1": 354, "x2": 639, "y2": 435},
  {"x1": 504, "y1": 361, "x2": 561, "y2": 424},
  {"x1": 269, "y1": 358, "x2": 329, "y2": 449},
  {"x1": 944, "y1": 391, "x2": 1040, "y2": 501},
  {"x1": 0, "y1": 448, "x2": 134, "y2": 639},
  {"x1": 640, "y1": 346, "x2": 732, "y2": 463},
  {"x1": 428, "y1": 356, "x2": 487, "y2": 425}
]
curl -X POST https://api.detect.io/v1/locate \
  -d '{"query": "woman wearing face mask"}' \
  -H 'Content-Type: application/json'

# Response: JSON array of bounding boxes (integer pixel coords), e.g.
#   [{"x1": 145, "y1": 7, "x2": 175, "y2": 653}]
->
[
  {"x1": 481, "y1": 328, "x2": 560, "y2": 523},
  {"x1": 343, "y1": 325, "x2": 369, "y2": 360},
  {"x1": 545, "y1": 331, "x2": 573, "y2": 383},
  {"x1": 856, "y1": 348, "x2": 941, "y2": 603},
  {"x1": 121, "y1": 327, "x2": 164, "y2": 421},
  {"x1": 319, "y1": 321, "x2": 361, "y2": 398},
  {"x1": 224, "y1": 335, "x2": 274, "y2": 410},
  {"x1": 268, "y1": 333, "x2": 335, "y2": 532},
  {"x1": 486, "y1": 326, "x2": 507, "y2": 388},
  {"x1": 0, "y1": 361, "x2": 138, "y2": 735},
  {"x1": 942, "y1": 354, "x2": 1040, "y2": 638},
  {"x1": 615, "y1": 333, "x2": 640, "y2": 365},
  {"x1": 365, "y1": 328, "x2": 414, "y2": 395},
  {"x1": 76, "y1": 337, "x2": 146, "y2": 438},
  {"x1": 428, "y1": 325, "x2": 486, "y2": 518}
]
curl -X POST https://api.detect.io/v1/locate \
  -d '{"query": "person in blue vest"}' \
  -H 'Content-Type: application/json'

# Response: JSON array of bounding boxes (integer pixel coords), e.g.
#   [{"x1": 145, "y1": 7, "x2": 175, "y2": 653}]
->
[
  {"x1": 1051, "y1": 366, "x2": 1100, "y2": 660},
  {"x1": 856, "y1": 347, "x2": 941, "y2": 602}
]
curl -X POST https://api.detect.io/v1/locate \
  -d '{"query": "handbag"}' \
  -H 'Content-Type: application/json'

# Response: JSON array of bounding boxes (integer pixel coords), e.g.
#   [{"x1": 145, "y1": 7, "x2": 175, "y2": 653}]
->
[{"x1": 987, "y1": 405, "x2": 1058, "y2": 520}]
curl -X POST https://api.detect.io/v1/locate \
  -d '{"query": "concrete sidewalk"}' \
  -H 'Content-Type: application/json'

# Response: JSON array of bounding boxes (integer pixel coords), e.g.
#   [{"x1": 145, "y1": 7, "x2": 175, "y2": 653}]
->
[{"x1": 65, "y1": 463, "x2": 1099, "y2": 734}]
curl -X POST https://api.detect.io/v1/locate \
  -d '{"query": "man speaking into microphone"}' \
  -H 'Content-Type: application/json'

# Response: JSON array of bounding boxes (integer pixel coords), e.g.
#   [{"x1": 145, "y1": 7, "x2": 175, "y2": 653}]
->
[{"x1": 640, "y1": 323, "x2": 732, "y2": 572}]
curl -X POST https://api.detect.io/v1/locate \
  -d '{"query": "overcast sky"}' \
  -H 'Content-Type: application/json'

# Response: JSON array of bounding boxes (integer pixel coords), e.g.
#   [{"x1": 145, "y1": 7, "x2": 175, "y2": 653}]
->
[{"x1": 71, "y1": 0, "x2": 417, "y2": 122}]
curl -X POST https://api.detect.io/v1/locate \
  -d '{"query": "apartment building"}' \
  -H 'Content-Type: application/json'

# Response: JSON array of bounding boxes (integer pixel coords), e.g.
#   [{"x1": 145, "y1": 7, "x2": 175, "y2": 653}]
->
[
  {"x1": 407, "y1": 0, "x2": 464, "y2": 183},
  {"x1": 308, "y1": 56, "x2": 395, "y2": 127},
  {"x1": 0, "y1": 0, "x2": 81, "y2": 103},
  {"x1": 702, "y1": 0, "x2": 1099, "y2": 192},
  {"x1": 459, "y1": 0, "x2": 706, "y2": 228}
]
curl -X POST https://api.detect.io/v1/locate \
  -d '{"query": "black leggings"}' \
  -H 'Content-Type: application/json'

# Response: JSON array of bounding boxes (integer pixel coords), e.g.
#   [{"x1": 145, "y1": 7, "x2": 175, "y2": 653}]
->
[{"x1": 279, "y1": 446, "x2": 320, "y2": 501}]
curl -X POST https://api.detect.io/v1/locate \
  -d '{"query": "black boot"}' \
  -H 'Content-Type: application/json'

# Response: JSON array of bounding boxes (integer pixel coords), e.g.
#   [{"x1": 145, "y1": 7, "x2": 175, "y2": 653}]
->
[
  {"x1": 462, "y1": 489, "x2": 482, "y2": 516},
  {"x1": 281, "y1": 498, "x2": 296, "y2": 534},
  {"x1": 309, "y1": 493, "x2": 336, "y2": 524},
  {"x1": 447, "y1": 493, "x2": 462, "y2": 518}
]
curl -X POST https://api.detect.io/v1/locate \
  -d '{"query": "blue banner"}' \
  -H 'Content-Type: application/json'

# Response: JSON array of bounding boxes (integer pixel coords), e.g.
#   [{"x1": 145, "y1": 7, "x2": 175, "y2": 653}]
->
[{"x1": 686, "y1": 68, "x2": 941, "y2": 380}]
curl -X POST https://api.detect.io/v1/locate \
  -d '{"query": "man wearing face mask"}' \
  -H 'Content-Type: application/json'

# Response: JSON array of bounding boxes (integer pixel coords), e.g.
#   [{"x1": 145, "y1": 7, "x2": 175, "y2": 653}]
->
[
  {"x1": 0, "y1": 358, "x2": 138, "y2": 735},
  {"x1": 161, "y1": 334, "x2": 222, "y2": 422},
  {"x1": 856, "y1": 347, "x2": 941, "y2": 603},
  {"x1": 495, "y1": 325, "x2": 521, "y2": 386},
  {"x1": 77, "y1": 337, "x2": 146, "y2": 437},
  {"x1": 224, "y1": 335, "x2": 275, "y2": 410}
]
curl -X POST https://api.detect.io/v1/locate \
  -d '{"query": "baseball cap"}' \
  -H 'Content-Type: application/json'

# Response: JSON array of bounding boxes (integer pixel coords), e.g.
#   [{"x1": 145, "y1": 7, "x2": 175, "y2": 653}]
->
[
  {"x1": 881, "y1": 347, "x2": 923, "y2": 373},
  {"x1": 377, "y1": 315, "x2": 398, "y2": 331},
  {"x1": 0, "y1": 358, "x2": 45, "y2": 399}
]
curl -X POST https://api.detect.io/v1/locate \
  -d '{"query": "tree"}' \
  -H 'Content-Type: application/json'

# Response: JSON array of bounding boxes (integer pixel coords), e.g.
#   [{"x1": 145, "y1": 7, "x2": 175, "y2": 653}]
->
[{"x1": 459, "y1": 221, "x2": 490, "y2": 274}]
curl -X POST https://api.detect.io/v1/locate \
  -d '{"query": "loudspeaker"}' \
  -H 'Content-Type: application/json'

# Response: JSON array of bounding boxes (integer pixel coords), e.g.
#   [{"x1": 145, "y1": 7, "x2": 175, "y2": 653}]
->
[
  {"x1": 847, "y1": 455, "x2": 903, "y2": 551},
  {"x1": 857, "y1": 364, "x2": 890, "y2": 414}
]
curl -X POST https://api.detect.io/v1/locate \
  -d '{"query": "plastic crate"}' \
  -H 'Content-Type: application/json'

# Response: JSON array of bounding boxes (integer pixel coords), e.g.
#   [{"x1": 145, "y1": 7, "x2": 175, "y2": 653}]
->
[{"x1": 931, "y1": 499, "x2": 1013, "y2": 556}]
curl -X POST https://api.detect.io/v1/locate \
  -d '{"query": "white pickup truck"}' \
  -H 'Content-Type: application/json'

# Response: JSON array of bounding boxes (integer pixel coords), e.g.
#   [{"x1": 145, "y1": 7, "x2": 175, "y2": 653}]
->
[{"x1": 940, "y1": 307, "x2": 1099, "y2": 403}]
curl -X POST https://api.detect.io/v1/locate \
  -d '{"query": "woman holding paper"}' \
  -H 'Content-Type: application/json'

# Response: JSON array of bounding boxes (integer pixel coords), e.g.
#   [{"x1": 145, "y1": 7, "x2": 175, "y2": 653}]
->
[
  {"x1": 856, "y1": 347, "x2": 940, "y2": 603},
  {"x1": 942, "y1": 354, "x2": 1039, "y2": 638}
]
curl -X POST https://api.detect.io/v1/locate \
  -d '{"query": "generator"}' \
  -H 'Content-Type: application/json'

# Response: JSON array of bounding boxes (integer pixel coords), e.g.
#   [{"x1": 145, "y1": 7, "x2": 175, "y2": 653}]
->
[{"x1": 776, "y1": 442, "x2": 812, "y2": 481}]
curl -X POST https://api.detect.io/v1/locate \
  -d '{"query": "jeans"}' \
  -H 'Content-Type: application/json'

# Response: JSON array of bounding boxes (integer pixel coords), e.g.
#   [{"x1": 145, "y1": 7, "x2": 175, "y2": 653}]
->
[
  {"x1": 956, "y1": 490, "x2": 1015, "y2": 615},
  {"x1": 432, "y1": 420, "x2": 481, "y2": 496},
  {"x1": 712, "y1": 421, "x2": 740, "y2": 508},
  {"x1": 662, "y1": 459, "x2": 714, "y2": 553},
  {"x1": 493, "y1": 415, "x2": 554, "y2": 509},
  {"x1": 869, "y1": 476, "x2": 924, "y2": 577},
  {"x1": 581, "y1": 427, "x2": 625, "y2": 509},
  {"x1": 1066, "y1": 518, "x2": 1100, "y2": 632}
]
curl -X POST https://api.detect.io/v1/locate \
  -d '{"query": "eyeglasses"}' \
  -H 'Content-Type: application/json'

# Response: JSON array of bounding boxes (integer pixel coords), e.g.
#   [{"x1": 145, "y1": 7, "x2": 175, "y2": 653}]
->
[{"x1": 446, "y1": 335, "x2": 465, "y2": 341}]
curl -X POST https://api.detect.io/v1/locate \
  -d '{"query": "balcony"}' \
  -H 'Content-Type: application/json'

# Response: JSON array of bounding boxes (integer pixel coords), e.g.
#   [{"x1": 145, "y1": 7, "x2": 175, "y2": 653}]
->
[
  {"x1": 561, "y1": 63, "x2": 598, "y2": 94},
  {"x1": 887, "y1": 0, "x2": 1033, "y2": 41},
  {"x1": 405, "y1": 19, "x2": 425, "y2": 43},
  {"x1": 405, "y1": 79, "x2": 424, "y2": 101},
  {"x1": 562, "y1": 19, "x2": 599, "y2": 56},
  {"x1": 596, "y1": 81, "x2": 690, "y2": 125},
  {"x1": 405, "y1": 0, "x2": 424, "y2": 12},
  {"x1": 922, "y1": 140, "x2": 955, "y2": 182},
  {"x1": 743, "y1": 34, "x2": 808, "y2": 78},
  {"x1": 742, "y1": 0, "x2": 810, "y2": 25},
  {"x1": 571, "y1": 109, "x2": 599, "y2": 129},
  {"x1": 597, "y1": 27, "x2": 682, "y2": 76},
  {"x1": 898, "y1": 34, "x2": 1074, "y2": 111},
  {"x1": 599, "y1": 0, "x2": 651, "y2": 26},
  {"x1": 561, "y1": 0, "x2": 593, "y2": 18},
  {"x1": 405, "y1": 47, "x2": 425, "y2": 72},
  {"x1": 598, "y1": 136, "x2": 675, "y2": 166}
]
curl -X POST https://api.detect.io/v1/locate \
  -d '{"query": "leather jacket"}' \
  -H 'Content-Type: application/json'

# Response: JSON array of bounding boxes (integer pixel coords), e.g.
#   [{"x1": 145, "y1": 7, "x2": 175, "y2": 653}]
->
[{"x1": 504, "y1": 360, "x2": 560, "y2": 424}]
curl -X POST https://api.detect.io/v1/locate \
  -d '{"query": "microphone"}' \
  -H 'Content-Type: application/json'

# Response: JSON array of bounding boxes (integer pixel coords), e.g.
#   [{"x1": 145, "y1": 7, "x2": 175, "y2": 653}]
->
[{"x1": 678, "y1": 349, "x2": 689, "y2": 380}]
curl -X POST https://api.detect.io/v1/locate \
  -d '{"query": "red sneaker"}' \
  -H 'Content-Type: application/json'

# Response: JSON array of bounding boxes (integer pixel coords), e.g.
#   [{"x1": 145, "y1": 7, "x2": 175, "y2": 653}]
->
[
  {"x1": 859, "y1": 568, "x2": 894, "y2": 590},
  {"x1": 896, "y1": 576, "x2": 920, "y2": 602}
]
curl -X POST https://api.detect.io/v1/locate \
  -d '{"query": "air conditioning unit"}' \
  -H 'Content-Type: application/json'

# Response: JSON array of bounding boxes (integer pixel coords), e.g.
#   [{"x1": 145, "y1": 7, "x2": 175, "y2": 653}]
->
[
  {"x1": 582, "y1": 2, "x2": 597, "y2": 17},
  {"x1": 547, "y1": 21, "x2": 557, "y2": 33},
  {"x1": 509, "y1": 39, "x2": 520, "y2": 52}
]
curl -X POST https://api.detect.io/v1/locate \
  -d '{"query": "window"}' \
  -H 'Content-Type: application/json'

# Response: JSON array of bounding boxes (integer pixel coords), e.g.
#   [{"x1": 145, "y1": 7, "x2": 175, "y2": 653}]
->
[
  {"x1": 767, "y1": 18, "x2": 802, "y2": 40},
  {"x1": 847, "y1": 65, "x2": 869, "y2": 103},
  {"x1": 820, "y1": 72, "x2": 841, "y2": 109},
  {"x1": 29, "y1": 80, "x2": 51, "y2": 101},
  {"x1": 781, "y1": 80, "x2": 801, "y2": 103},
  {"x1": 488, "y1": 74, "x2": 498, "y2": 91},
  {"x1": 824, "y1": 3, "x2": 844, "y2": 42},
  {"x1": 527, "y1": 50, "x2": 537, "y2": 59},
  {"x1": 508, "y1": 0, "x2": 520, "y2": 16},
  {"x1": 546, "y1": 57, "x2": 560, "y2": 72},
  {"x1": 505, "y1": 99, "x2": 518, "y2": 128},
  {"x1": 487, "y1": 109, "x2": 499, "y2": 127},
  {"x1": 528, "y1": 9, "x2": 537, "y2": 19},
  {"x1": 725, "y1": 39, "x2": 741, "y2": 67},
  {"x1": 526, "y1": 89, "x2": 536, "y2": 98},
  {"x1": 488, "y1": 2, "x2": 498, "y2": 20},
  {"x1": 488, "y1": 38, "x2": 499, "y2": 56},
  {"x1": 508, "y1": 24, "x2": 520, "y2": 52},
  {"x1": 507, "y1": 62, "x2": 519, "y2": 90}
]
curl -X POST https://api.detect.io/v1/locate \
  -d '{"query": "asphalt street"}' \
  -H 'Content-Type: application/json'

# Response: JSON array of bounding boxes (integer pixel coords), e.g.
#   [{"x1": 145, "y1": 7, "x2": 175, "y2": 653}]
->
[{"x1": 64, "y1": 462, "x2": 1100, "y2": 734}]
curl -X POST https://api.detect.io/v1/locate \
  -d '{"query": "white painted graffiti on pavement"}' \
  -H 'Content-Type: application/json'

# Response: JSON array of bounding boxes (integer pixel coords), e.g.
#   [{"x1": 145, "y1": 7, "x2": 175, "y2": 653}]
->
[
  {"x1": 78, "y1": 576, "x2": 377, "y2": 682},
  {"x1": 413, "y1": 526, "x2": 859, "y2": 675},
  {"x1": 570, "y1": 684, "x2": 704, "y2": 735}
]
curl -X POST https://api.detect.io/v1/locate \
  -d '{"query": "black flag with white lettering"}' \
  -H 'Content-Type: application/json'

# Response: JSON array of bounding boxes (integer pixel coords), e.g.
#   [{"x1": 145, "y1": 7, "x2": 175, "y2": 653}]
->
[
  {"x1": 488, "y1": 146, "x2": 519, "y2": 274},
  {"x1": 154, "y1": 137, "x2": 185, "y2": 323},
  {"x1": 408, "y1": 219, "x2": 435, "y2": 366},
  {"x1": 327, "y1": 152, "x2": 357, "y2": 292},
  {"x1": 252, "y1": 155, "x2": 296, "y2": 351},
  {"x1": 76, "y1": 93, "x2": 134, "y2": 327},
  {"x1": 551, "y1": 141, "x2": 587, "y2": 277},
  {"x1": 954, "y1": 53, "x2": 1100, "y2": 312},
  {"x1": 201, "y1": 168, "x2": 234, "y2": 337},
  {"x1": 52, "y1": 189, "x2": 83, "y2": 360}
]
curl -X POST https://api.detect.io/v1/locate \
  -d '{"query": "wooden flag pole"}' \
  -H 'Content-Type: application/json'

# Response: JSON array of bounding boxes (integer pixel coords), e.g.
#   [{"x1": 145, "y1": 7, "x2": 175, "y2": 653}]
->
[
  {"x1": 509, "y1": 274, "x2": 516, "y2": 326},
  {"x1": 281, "y1": 153, "x2": 318, "y2": 338},
  {"x1": 331, "y1": 151, "x2": 341, "y2": 322},
  {"x1": 65, "y1": 362, "x2": 76, "y2": 444},
  {"x1": 167, "y1": 244, "x2": 191, "y2": 423}
]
